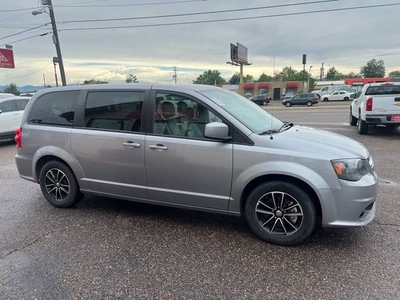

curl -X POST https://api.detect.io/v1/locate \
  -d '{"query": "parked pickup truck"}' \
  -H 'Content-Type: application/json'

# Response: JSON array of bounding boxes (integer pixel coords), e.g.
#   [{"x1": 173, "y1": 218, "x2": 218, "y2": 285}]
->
[{"x1": 349, "y1": 82, "x2": 400, "y2": 134}]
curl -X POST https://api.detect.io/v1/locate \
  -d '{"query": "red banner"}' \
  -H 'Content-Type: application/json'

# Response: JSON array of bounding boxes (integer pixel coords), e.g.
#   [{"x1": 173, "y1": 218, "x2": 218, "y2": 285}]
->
[{"x1": 0, "y1": 48, "x2": 15, "y2": 68}]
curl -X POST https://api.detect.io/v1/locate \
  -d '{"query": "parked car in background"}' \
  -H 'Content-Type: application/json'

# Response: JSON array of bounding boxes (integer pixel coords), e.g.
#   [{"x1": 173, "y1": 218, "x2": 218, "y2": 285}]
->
[
  {"x1": 322, "y1": 91, "x2": 354, "y2": 101},
  {"x1": 349, "y1": 82, "x2": 400, "y2": 134},
  {"x1": 312, "y1": 84, "x2": 350, "y2": 99},
  {"x1": 249, "y1": 94, "x2": 270, "y2": 106},
  {"x1": 282, "y1": 93, "x2": 319, "y2": 107},
  {"x1": 0, "y1": 93, "x2": 15, "y2": 99},
  {"x1": 0, "y1": 96, "x2": 30, "y2": 140}
]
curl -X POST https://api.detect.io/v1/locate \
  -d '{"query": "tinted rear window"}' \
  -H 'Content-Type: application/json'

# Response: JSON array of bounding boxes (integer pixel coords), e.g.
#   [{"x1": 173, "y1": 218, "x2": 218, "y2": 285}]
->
[
  {"x1": 27, "y1": 91, "x2": 79, "y2": 126},
  {"x1": 365, "y1": 85, "x2": 400, "y2": 95}
]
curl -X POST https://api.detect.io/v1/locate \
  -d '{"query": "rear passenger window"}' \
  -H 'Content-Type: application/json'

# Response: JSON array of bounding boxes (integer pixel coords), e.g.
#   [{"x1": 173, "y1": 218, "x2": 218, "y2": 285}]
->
[
  {"x1": 27, "y1": 91, "x2": 78, "y2": 126},
  {"x1": 17, "y1": 99, "x2": 29, "y2": 110},
  {"x1": 84, "y1": 91, "x2": 144, "y2": 132}
]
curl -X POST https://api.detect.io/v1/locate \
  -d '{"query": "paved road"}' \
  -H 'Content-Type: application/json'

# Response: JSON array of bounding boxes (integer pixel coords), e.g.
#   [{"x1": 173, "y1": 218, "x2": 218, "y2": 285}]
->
[{"x1": 1, "y1": 104, "x2": 399, "y2": 299}]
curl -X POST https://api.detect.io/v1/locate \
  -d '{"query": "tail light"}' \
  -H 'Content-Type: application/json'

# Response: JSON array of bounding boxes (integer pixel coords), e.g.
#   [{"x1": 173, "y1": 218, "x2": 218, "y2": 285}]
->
[
  {"x1": 366, "y1": 97, "x2": 373, "y2": 111},
  {"x1": 15, "y1": 127, "x2": 22, "y2": 148}
]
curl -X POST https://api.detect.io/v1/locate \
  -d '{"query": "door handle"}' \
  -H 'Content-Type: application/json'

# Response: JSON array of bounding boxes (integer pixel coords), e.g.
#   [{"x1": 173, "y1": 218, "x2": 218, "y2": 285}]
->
[
  {"x1": 122, "y1": 142, "x2": 141, "y2": 148},
  {"x1": 149, "y1": 144, "x2": 168, "y2": 151}
]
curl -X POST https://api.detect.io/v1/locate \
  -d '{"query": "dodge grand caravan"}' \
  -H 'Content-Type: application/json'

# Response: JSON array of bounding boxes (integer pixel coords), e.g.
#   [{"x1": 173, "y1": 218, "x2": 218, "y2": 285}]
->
[{"x1": 15, "y1": 84, "x2": 378, "y2": 246}]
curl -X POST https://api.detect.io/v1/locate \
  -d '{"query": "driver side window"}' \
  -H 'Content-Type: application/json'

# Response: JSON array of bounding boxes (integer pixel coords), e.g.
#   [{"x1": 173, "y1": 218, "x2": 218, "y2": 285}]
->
[{"x1": 153, "y1": 92, "x2": 223, "y2": 139}]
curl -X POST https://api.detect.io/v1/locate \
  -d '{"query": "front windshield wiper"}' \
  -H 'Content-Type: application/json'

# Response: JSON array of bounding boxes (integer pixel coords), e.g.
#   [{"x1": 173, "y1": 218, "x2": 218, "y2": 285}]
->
[
  {"x1": 259, "y1": 129, "x2": 279, "y2": 135},
  {"x1": 259, "y1": 122, "x2": 293, "y2": 135},
  {"x1": 278, "y1": 122, "x2": 294, "y2": 132}
]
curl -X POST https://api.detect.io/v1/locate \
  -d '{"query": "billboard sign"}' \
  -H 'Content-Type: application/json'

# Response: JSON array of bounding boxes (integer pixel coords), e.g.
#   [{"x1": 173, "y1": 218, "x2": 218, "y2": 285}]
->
[
  {"x1": 0, "y1": 48, "x2": 15, "y2": 69},
  {"x1": 230, "y1": 43, "x2": 238, "y2": 61},
  {"x1": 237, "y1": 43, "x2": 248, "y2": 63}
]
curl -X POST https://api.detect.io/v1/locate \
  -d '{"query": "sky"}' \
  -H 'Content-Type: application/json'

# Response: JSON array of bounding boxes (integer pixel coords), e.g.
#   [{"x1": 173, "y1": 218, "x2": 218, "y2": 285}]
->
[{"x1": 1, "y1": 0, "x2": 400, "y2": 87}]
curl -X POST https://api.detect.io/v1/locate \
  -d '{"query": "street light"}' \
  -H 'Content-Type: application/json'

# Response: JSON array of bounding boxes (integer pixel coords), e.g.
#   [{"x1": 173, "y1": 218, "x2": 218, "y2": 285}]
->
[
  {"x1": 32, "y1": 0, "x2": 66, "y2": 86},
  {"x1": 307, "y1": 66, "x2": 313, "y2": 92}
]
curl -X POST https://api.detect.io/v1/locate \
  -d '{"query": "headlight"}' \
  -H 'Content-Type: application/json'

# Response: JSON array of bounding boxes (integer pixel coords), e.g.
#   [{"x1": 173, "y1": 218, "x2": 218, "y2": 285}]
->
[{"x1": 331, "y1": 159, "x2": 369, "y2": 181}]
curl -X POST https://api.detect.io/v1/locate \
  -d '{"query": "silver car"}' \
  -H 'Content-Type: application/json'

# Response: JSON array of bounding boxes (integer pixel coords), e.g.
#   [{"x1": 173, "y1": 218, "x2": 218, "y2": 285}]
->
[{"x1": 14, "y1": 84, "x2": 378, "y2": 246}]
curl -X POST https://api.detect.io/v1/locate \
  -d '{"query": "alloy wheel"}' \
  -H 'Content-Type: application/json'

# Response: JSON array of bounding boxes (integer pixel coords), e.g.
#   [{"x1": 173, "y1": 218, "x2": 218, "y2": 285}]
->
[{"x1": 255, "y1": 191, "x2": 304, "y2": 236}]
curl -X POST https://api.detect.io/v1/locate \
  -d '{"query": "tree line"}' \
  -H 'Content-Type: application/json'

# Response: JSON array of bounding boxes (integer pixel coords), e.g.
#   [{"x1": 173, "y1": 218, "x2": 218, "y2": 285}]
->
[
  {"x1": 3, "y1": 59, "x2": 400, "y2": 95},
  {"x1": 193, "y1": 59, "x2": 400, "y2": 88}
]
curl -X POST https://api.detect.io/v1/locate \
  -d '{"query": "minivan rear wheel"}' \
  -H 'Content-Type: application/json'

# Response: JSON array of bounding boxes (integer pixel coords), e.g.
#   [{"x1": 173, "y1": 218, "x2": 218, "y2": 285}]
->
[
  {"x1": 39, "y1": 161, "x2": 82, "y2": 208},
  {"x1": 245, "y1": 181, "x2": 316, "y2": 246},
  {"x1": 306, "y1": 101, "x2": 313, "y2": 107}
]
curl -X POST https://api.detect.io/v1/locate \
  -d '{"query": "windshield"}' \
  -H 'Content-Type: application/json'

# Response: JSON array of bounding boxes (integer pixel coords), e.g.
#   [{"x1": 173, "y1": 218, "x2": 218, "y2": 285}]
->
[{"x1": 199, "y1": 89, "x2": 283, "y2": 134}]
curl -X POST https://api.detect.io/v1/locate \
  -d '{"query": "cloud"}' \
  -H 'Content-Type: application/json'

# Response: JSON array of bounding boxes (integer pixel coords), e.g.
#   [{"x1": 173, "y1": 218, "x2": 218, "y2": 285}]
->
[{"x1": 1, "y1": 0, "x2": 400, "y2": 86}]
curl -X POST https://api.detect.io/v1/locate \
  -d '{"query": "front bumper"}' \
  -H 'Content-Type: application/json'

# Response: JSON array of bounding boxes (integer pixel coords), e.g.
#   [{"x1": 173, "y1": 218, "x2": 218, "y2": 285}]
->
[{"x1": 319, "y1": 173, "x2": 378, "y2": 228}]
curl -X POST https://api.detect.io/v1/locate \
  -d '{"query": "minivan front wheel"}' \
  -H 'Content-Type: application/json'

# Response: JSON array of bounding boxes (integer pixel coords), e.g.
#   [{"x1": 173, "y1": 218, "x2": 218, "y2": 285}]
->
[
  {"x1": 245, "y1": 181, "x2": 316, "y2": 246},
  {"x1": 39, "y1": 161, "x2": 82, "y2": 208}
]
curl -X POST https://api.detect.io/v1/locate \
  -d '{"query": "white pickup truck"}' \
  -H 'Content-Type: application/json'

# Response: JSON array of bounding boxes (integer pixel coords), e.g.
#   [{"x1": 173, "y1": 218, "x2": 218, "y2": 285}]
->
[{"x1": 349, "y1": 82, "x2": 400, "y2": 134}]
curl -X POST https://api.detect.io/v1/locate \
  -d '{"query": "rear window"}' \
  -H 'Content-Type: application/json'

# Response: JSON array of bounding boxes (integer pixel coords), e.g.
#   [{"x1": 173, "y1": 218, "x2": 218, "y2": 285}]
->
[
  {"x1": 27, "y1": 91, "x2": 79, "y2": 126},
  {"x1": 365, "y1": 85, "x2": 400, "y2": 95}
]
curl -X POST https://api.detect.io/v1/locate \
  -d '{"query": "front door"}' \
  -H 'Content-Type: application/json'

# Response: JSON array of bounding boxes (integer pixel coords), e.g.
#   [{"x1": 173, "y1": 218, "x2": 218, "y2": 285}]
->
[
  {"x1": 144, "y1": 91, "x2": 233, "y2": 210},
  {"x1": 273, "y1": 88, "x2": 281, "y2": 100},
  {"x1": 71, "y1": 90, "x2": 148, "y2": 199}
]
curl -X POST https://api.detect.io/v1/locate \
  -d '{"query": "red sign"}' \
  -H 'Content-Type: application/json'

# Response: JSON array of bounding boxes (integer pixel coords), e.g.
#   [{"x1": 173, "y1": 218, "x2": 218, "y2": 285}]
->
[{"x1": 0, "y1": 48, "x2": 15, "y2": 68}]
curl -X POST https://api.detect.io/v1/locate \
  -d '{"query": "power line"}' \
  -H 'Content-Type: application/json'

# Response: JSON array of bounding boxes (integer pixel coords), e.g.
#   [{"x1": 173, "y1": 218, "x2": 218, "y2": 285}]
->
[
  {"x1": 0, "y1": 0, "x2": 205, "y2": 12},
  {"x1": 0, "y1": 23, "x2": 49, "y2": 41},
  {"x1": 7, "y1": 62, "x2": 53, "y2": 79},
  {"x1": 59, "y1": 0, "x2": 338, "y2": 24},
  {"x1": 55, "y1": 0, "x2": 206, "y2": 8},
  {"x1": 59, "y1": 2, "x2": 400, "y2": 32},
  {"x1": 0, "y1": 32, "x2": 51, "y2": 47},
  {"x1": 0, "y1": 7, "x2": 39, "y2": 13}
]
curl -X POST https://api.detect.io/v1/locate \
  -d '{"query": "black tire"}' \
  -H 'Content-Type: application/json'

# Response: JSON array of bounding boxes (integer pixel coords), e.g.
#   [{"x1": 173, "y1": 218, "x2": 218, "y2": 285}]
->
[
  {"x1": 285, "y1": 102, "x2": 292, "y2": 107},
  {"x1": 245, "y1": 181, "x2": 316, "y2": 246},
  {"x1": 306, "y1": 101, "x2": 313, "y2": 107},
  {"x1": 39, "y1": 161, "x2": 83, "y2": 208},
  {"x1": 262, "y1": 101, "x2": 267, "y2": 106},
  {"x1": 349, "y1": 108, "x2": 357, "y2": 126},
  {"x1": 323, "y1": 98, "x2": 329, "y2": 102},
  {"x1": 358, "y1": 117, "x2": 369, "y2": 134},
  {"x1": 344, "y1": 97, "x2": 349, "y2": 101}
]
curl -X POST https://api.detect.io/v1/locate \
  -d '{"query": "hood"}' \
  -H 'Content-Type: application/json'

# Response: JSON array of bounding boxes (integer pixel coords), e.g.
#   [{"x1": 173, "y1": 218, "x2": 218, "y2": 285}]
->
[{"x1": 264, "y1": 125, "x2": 369, "y2": 159}]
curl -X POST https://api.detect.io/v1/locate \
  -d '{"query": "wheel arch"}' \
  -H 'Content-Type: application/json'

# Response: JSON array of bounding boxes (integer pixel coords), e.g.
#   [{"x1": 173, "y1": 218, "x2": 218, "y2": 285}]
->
[{"x1": 239, "y1": 174, "x2": 322, "y2": 224}]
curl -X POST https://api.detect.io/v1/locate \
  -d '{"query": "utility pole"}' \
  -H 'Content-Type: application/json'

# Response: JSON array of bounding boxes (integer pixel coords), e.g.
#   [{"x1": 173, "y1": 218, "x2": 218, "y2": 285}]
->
[
  {"x1": 172, "y1": 66, "x2": 178, "y2": 83},
  {"x1": 40, "y1": 0, "x2": 66, "y2": 86}
]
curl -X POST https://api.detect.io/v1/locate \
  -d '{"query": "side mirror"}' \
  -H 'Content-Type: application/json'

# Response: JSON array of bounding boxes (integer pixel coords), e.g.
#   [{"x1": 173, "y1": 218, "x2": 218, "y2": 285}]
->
[{"x1": 204, "y1": 122, "x2": 232, "y2": 141}]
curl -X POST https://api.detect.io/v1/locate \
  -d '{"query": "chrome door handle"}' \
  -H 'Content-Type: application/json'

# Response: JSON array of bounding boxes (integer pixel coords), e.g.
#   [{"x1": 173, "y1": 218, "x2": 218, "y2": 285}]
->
[
  {"x1": 122, "y1": 142, "x2": 141, "y2": 148},
  {"x1": 149, "y1": 144, "x2": 168, "y2": 151}
]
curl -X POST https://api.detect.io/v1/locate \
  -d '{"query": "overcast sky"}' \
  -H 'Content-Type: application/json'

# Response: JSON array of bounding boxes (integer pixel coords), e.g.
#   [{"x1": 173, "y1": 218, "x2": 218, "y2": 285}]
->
[{"x1": 1, "y1": 0, "x2": 400, "y2": 87}]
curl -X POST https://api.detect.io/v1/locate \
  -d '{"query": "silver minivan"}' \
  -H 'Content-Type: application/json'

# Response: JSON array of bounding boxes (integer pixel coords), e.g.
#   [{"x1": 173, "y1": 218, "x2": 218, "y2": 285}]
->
[{"x1": 15, "y1": 84, "x2": 378, "y2": 246}]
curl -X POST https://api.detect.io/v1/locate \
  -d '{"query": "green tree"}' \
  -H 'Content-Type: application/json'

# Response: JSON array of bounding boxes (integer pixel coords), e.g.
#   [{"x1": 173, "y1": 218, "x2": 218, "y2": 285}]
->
[
  {"x1": 389, "y1": 70, "x2": 400, "y2": 78},
  {"x1": 3, "y1": 83, "x2": 20, "y2": 95},
  {"x1": 344, "y1": 71, "x2": 361, "y2": 78},
  {"x1": 228, "y1": 72, "x2": 240, "y2": 84},
  {"x1": 277, "y1": 66, "x2": 299, "y2": 81},
  {"x1": 82, "y1": 79, "x2": 108, "y2": 84},
  {"x1": 244, "y1": 74, "x2": 254, "y2": 83},
  {"x1": 257, "y1": 73, "x2": 273, "y2": 82},
  {"x1": 126, "y1": 74, "x2": 139, "y2": 83},
  {"x1": 193, "y1": 70, "x2": 226, "y2": 85},
  {"x1": 360, "y1": 59, "x2": 385, "y2": 78}
]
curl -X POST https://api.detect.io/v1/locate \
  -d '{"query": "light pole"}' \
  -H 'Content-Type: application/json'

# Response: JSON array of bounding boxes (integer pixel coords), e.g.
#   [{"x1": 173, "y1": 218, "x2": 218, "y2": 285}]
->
[
  {"x1": 32, "y1": 0, "x2": 66, "y2": 86},
  {"x1": 307, "y1": 66, "x2": 313, "y2": 92}
]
